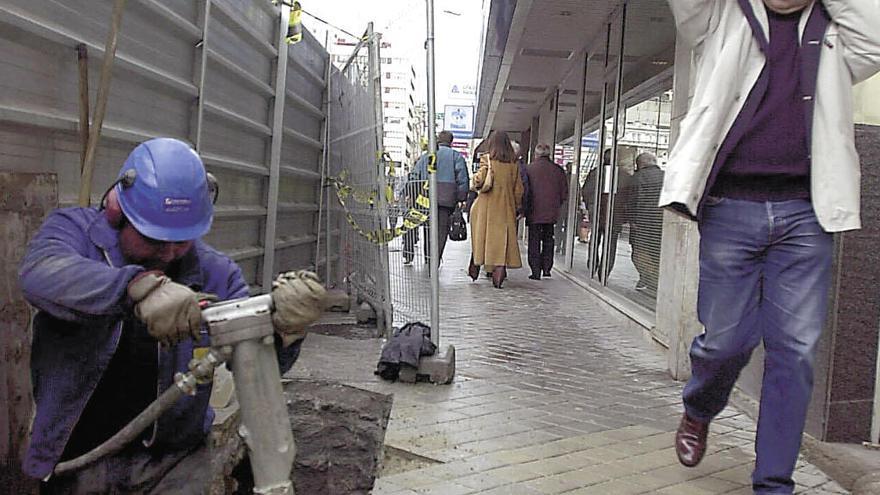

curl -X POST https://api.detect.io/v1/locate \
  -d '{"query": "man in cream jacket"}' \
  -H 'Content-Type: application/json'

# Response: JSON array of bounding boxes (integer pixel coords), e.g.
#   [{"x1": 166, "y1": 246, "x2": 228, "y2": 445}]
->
[{"x1": 661, "y1": 0, "x2": 880, "y2": 493}]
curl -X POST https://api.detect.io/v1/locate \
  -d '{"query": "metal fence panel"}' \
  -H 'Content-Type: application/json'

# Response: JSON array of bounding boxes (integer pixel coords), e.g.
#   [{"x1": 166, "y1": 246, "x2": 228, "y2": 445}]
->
[
  {"x1": 326, "y1": 31, "x2": 395, "y2": 330},
  {"x1": 0, "y1": 0, "x2": 348, "y2": 293},
  {"x1": 0, "y1": 2, "x2": 390, "y2": 485},
  {"x1": 387, "y1": 176, "x2": 432, "y2": 327}
]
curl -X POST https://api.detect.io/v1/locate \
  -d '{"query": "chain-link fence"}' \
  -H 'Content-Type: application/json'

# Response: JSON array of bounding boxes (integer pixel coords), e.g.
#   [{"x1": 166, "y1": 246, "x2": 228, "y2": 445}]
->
[
  {"x1": 387, "y1": 173, "x2": 431, "y2": 327},
  {"x1": 321, "y1": 24, "x2": 434, "y2": 334},
  {"x1": 324, "y1": 26, "x2": 392, "y2": 332}
]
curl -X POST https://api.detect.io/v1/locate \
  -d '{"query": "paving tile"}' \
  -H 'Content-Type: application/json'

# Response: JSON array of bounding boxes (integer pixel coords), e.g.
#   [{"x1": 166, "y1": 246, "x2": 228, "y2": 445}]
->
[
  {"x1": 290, "y1": 243, "x2": 846, "y2": 494},
  {"x1": 477, "y1": 483, "x2": 545, "y2": 495},
  {"x1": 562, "y1": 479, "x2": 650, "y2": 494},
  {"x1": 411, "y1": 482, "x2": 475, "y2": 495}
]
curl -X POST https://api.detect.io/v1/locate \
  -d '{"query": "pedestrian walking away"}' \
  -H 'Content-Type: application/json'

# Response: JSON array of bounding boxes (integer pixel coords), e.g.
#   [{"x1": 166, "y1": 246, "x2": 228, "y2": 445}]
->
[
  {"x1": 580, "y1": 148, "x2": 632, "y2": 276},
  {"x1": 408, "y1": 130, "x2": 470, "y2": 266},
  {"x1": 525, "y1": 143, "x2": 568, "y2": 280},
  {"x1": 661, "y1": 1, "x2": 880, "y2": 493},
  {"x1": 468, "y1": 130, "x2": 524, "y2": 288},
  {"x1": 19, "y1": 138, "x2": 327, "y2": 494},
  {"x1": 629, "y1": 152, "x2": 664, "y2": 293}
]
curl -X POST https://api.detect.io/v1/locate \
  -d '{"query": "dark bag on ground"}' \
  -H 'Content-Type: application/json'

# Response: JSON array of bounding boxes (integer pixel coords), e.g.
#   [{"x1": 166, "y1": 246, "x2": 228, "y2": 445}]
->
[
  {"x1": 375, "y1": 322, "x2": 437, "y2": 381},
  {"x1": 448, "y1": 205, "x2": 467, "y2": 241}
]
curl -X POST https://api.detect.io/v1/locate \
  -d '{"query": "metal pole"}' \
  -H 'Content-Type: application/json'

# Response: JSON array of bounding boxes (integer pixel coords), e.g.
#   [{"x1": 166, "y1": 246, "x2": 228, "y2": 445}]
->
[
  {"x1": 565, "y1": 50, "x2": 588, "y2": 272},
  {"x1": 76, "y1": 44, "x2": 90, "y2": 175},
  {"x1": 589, "y1": 23, "x2": 613, "y2": 279},
  {"x1": 425, "y1": 0, "x2": 440, "y2": 345},
  {"x1": 655, "y1": 95, "x2": 662, "y2": 154},
  {"x1": 317, "y1": 31, "x2": 332, "y2": 283},
  {"x1": 874, "y1": 323, "x2": 880, "y2": 443},
  {"x1": 261, "y1": 4, "x2": 291, "y2": 291},
  {"x1": 77, "y1": 0, "x2": 126, "y2": 207},
  {"x1": 602, "y1": 5, "x2": 627, "y2": 283},
  {"x1": 194, "y1": 0, "x2": 212, "y2": 152},
  {"x1": 368, "y1": 24, "x2": 394, "y2": 334}
]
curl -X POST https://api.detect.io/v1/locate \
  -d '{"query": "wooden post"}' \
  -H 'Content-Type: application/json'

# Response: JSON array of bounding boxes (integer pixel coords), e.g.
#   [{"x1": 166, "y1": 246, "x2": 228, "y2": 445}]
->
[
  {"x1": 78, "y1": 0, "x2": 127, "y2": 207},
  {"x1": 76, "y1": 44, "x2": 90, "y2": 175}
]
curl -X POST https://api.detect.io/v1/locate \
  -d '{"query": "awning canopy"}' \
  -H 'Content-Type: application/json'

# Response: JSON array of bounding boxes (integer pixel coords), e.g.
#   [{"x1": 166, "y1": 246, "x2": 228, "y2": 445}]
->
[{"x1": 475, "y1": 0, "x2": 677, "y2": 142}]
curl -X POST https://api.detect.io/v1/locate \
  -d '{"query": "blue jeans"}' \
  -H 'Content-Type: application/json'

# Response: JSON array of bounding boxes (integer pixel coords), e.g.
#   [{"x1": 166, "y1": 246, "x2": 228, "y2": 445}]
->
[{"x1": 684, "y1": 197, "x2": 832, "y2": 494}]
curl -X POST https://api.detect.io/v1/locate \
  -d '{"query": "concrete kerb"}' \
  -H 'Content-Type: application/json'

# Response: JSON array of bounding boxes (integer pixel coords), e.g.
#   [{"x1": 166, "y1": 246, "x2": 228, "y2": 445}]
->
[
  {"x1": 801, "y1": 437, "x2": 880, "y2": 494},
  {"x1": 731, "y1": 385, "x2": 880, "y2": 493},
  {"x1": 852, "y1": 470, "x2": 880, "y2": 495}
]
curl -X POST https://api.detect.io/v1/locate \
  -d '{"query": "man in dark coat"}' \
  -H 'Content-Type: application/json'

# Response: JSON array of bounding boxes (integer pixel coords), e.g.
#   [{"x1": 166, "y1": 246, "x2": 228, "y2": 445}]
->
[
  {"x1": 525, "y1": 143, "x2": 568, "y2": 280},
  {"x1": 580, "y1": 149, "x2": 632, "y2": 276},
  {"x1": 629, "y1": 152, "x2": 665, "y2": 293}
]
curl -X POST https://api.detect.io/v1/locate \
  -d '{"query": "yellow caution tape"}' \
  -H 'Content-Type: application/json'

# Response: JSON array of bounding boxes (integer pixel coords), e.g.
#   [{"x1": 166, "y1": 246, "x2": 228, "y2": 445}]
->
[
  {"x1": 330, "y1": 154, "x2": 436, "y2": 245},
  {"x1": 286, "y1": 1, "x2": 303, "y2": 44}
]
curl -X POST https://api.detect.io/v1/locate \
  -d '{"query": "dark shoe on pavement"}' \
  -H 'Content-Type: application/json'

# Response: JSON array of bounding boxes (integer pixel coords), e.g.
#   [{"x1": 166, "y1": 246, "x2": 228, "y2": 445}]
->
[
  {"x1": 468, "y1": 260, "x2": 480, "y2": 281},
  {"x1": 492, "y1": 266, "x2": 507, "y2": 289},
  {"x1": 542, "y1": 270, "x2": 551, "y2": 277},
  {"x1": 528, "y1": 274, "x2": 541, "y2": 281},
  {"x1": 675, "y1": 413, "x2": 709, "y2": 467}
]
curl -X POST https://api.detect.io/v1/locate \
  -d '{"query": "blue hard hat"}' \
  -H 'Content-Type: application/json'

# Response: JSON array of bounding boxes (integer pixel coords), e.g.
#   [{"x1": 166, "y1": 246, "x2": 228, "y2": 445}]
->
[{"x1": 115, "y1": 138, "x2": 213, "y2": 242}]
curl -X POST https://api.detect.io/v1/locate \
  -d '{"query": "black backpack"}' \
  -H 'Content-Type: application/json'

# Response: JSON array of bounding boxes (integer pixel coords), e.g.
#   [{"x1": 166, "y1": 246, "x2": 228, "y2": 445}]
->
[{"x1": 448, "y1": 205, "x2": 467, "y2": 241}]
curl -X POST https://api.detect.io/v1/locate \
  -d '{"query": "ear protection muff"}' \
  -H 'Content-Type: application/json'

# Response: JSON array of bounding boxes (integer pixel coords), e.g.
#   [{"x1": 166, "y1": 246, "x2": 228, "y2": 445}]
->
[
  {"x1": 206, "y1": 172, "x2": 219, "y2": 205},
  {"x1": 101, "y1": 169, "x2": 137, "y2": 228},
  {"x1": 104, "y1": 187, "x2": 124, "y2": 227}
]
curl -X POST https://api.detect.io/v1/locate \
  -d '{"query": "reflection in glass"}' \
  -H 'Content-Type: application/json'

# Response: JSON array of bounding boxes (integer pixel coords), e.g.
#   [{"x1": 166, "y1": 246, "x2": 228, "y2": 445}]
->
[
  {"x1": 591, "y1": 6, "x2": 623, "y2": 283},
  {"x1": 603, "y1": 0, "x2": 676, "y2": 310},
  {"x1": 553, "y1": 143, "x2": 574, "y2": 261}
]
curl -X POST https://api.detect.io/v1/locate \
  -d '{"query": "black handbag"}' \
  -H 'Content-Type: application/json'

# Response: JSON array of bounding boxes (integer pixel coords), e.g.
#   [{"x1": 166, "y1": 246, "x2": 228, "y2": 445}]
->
[{"x1": 448, "y1": 205, "x2": 467, "y2": 241}]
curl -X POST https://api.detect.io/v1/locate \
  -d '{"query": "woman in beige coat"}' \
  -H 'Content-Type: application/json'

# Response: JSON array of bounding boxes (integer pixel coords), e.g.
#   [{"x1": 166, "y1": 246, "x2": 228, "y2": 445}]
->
[{"x1": 468, "y1": 131, "x2": 524, "y2": 288}]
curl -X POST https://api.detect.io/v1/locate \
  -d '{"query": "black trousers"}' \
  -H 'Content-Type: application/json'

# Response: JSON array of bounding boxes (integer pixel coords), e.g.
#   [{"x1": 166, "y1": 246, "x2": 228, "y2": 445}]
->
[
  {"x1": 403, "y1": 206, "x2": 453, "y2": 264},
  {"x1": 528, "y1": 223, "x2": 555, "y2": 277},
  {"x1": 424, "y1": 206, "x2": 455, "y2": 263},
  {"x1": 402, "y1": 226, "x2": 419, "y2": 263}
]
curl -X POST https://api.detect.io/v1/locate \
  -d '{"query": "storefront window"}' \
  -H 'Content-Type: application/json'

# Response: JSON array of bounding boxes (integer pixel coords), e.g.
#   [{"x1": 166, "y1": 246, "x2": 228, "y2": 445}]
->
[
  {"x1": 587, "y1": 7, "x2": 623, "y2": 283},
  {"x1": 597, "y1": 0, "x2": 676, "y2": 311}
]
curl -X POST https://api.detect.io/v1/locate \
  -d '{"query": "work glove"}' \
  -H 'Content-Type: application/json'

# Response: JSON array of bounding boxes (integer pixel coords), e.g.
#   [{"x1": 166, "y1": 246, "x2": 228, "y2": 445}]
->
[
  {"x1": 271, "y1": 270, "x2": 327, "y2": 347},
  {"x1": 127, "y1": 272, "x2": 204, "y2": 347}
]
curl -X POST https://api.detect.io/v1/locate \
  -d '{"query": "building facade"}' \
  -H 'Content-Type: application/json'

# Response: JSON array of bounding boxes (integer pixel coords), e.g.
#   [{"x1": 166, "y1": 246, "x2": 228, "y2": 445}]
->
[
  {"x1": 326, "y1": 34, "x2": 421, "y2": 171},
  {"x1": 476, "y1": 0, "x2": 880, "y2": 445}
]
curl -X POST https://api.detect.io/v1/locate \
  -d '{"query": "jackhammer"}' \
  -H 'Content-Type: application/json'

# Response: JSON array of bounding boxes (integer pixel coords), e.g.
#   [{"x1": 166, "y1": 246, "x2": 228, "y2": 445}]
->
[{"x1": 53, "y1": 293, "x2": 298, "y2": 495}]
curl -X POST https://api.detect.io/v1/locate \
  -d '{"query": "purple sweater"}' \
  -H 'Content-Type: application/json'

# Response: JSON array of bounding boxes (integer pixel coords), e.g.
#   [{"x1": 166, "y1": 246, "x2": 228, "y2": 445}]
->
[{"x1": 709, "y1": 7, "x2": 811, "y2": 201}]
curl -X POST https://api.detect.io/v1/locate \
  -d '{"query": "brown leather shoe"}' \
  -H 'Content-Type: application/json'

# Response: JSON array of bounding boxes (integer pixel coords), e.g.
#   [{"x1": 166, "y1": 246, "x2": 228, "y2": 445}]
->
[{"x1": 675, "y1": 413, "x2": 709, "y2": 467}]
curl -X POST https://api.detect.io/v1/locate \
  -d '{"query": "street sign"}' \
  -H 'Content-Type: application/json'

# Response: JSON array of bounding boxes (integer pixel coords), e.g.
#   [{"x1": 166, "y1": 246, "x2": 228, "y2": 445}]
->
[
  {"x1": 443, "y1": 105, "x2": 474, "y2": 139},
  {"x1": 581, "y1": 131, "x2": 599, "y2": 149}
]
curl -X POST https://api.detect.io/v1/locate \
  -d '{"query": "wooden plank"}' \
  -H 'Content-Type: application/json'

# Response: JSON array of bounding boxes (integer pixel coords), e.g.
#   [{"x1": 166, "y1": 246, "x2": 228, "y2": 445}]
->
[{"x1": 0, "y1": 172, "x2": 56, "y2": 494}]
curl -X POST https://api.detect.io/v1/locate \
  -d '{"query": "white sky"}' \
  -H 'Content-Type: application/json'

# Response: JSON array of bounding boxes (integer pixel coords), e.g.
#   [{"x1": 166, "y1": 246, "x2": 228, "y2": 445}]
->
[{"x1": 300, "y1": 0, "x2": 483, "y2": 110}]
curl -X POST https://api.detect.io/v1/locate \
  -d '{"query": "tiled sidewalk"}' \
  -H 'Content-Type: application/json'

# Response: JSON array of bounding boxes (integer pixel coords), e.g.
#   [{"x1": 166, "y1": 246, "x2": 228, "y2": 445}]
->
[{"x1": 289, "y1": 241, "x2": 847, "y2": 494}]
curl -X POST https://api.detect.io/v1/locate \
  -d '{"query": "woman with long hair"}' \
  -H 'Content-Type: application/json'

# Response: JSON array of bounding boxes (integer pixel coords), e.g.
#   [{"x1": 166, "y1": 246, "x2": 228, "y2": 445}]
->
[{"x1": 468, "y1": 131, "x2": 524, "y2": 288}]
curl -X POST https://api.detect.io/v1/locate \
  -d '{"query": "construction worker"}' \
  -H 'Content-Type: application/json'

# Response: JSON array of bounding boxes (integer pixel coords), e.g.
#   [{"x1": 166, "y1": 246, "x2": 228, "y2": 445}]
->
[{"x1": 18, "y1": 138, "x2": 326, "y2": 493}]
